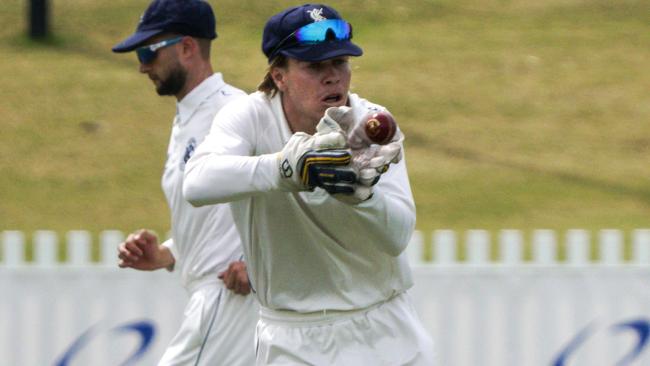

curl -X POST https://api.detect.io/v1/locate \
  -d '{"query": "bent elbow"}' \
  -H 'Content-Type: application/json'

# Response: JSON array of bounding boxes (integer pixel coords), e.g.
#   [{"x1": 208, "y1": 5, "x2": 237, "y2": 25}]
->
[
  {"x1": 384, "y1": 217, "x2": 416, "y2": 257},
  {"x1": 182, "y1": 163, "x2": 212, "y2": 207},
  {"x1": 182, "y1": 179, "x2": 206, "y2": 207},
  {"x1": 374, "y1": 233, "x2": 410, "y2": 257},
  {"x1": 385, "y1": 243, "x2": 406, "y2": 257}
]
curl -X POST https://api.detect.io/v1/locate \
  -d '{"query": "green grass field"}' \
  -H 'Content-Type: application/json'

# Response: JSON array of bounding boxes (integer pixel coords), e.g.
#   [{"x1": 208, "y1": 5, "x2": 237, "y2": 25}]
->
[{"x1": 1, "y1": 0, "x2": 649, "y2": 252}]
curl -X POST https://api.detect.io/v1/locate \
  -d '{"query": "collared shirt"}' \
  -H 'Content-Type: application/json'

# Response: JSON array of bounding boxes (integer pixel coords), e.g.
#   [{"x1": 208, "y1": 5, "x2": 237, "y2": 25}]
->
[
  {"x1": 161, "y1": 73, "x2": 246, "y2": 288},
  {"x1": 184, "y1": 91, "x2": 415, "y2": 312}
]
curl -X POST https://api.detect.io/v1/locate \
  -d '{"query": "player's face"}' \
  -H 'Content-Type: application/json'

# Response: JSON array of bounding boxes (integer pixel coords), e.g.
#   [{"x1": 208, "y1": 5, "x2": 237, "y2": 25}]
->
[
  {"x1": 275, "y1": 57, "x2": 351, "y2": 130},
  {"x1": 138, "y1": 36, "x2": 187, "y2": 96}
]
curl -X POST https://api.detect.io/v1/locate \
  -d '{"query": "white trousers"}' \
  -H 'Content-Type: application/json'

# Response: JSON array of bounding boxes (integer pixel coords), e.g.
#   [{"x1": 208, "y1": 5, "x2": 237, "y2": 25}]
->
[
  {"x1": 255, "y1": 292, "x2": 435, "y2": 365},
  {"x1": 158, "y1": 277, "x2": 259, "y2": 366}
]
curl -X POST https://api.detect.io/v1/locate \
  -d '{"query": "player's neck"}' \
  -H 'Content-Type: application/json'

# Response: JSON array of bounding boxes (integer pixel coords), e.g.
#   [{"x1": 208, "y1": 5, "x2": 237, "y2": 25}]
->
[
  {"x1": 175, "y1": 62, "x2": 214, "y2": 101},
  {"x1": 280, "y1": 97, "x2": 318, "y2": 135}
]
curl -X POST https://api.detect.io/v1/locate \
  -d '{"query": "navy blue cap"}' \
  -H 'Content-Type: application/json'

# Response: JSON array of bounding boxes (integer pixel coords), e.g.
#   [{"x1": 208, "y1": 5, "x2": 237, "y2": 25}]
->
[
  {"x1": 112, "y1": 0, "x2": 217, "y2": 53},
  {"x1": 262, "y1": 4, "x2": 363, "y2": 63}
]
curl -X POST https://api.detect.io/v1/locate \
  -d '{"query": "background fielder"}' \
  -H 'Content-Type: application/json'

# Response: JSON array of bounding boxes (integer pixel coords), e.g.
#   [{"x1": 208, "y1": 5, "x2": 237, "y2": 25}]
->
[
  {"x1": 184, "y1": 3, "x2": 435, "y2": 365},
  {"x1": 111, "y1": 0, "x2": 258, "y2": 365}
]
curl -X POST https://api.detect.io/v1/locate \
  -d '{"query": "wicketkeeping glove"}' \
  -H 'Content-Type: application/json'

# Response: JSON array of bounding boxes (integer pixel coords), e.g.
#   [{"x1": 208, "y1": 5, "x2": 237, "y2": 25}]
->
[
  {"x1": 320, "y1": 106, "x2": 405, "y2": 203},
  {"x1": 276, "y1": 113, "x2": 349, "y2": 192},
  {"x1": 352, "y1": 139, "x2": 403, "y2": 186},
  {"x1": 303, "y1": 155, "x2": 357, "y2": 194}
]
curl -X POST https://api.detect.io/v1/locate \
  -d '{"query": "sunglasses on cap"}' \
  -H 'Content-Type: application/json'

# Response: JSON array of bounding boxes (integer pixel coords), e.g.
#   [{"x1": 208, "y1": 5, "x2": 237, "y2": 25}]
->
[
  {"x1": 135, "y1": 36, "x2": 183, "y2": 64},
  {"x1": 270, "y1": 19, "x2": 353, "y2": 60}
]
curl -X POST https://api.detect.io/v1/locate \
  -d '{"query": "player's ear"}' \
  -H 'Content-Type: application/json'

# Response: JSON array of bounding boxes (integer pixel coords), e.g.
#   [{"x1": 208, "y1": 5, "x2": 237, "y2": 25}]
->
[
  {"x1": 179, "y1": 36, "x2": 197, "y2": 59},
  {"x1": 271, "y1": 67, "x2": 286, "y2": 91}
]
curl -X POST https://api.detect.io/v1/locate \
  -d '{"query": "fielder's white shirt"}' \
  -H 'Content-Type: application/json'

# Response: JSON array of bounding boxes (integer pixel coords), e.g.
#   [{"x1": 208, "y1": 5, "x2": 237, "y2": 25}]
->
[
  {"x1": 184, "y1": 91, "x2": 415, "y2": 312},
  {"x1": 161, "y1": 73, "x2": 246, "y2": 288}
]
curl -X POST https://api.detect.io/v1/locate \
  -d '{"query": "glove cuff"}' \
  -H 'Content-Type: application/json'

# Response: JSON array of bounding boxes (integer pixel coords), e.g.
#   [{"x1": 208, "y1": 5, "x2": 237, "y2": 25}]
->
[{"x1": 274, "y1": 152, "x2": 303, "y2": 192}]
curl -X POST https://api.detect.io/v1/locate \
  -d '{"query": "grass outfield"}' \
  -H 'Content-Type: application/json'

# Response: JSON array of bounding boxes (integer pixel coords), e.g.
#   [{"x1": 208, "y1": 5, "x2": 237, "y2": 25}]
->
[{"x1": 1, "y1": 0, "x2": 649, "y2": 254}]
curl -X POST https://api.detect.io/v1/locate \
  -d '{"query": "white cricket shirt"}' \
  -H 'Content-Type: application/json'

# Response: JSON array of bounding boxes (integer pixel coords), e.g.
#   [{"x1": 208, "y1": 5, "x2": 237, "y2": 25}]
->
[
  {"x1": 161, "y1": 73, "x2": 246, "y2": 288},
  {"x1": 184, "y1": 91, "x2": 415, "y2": 312}
]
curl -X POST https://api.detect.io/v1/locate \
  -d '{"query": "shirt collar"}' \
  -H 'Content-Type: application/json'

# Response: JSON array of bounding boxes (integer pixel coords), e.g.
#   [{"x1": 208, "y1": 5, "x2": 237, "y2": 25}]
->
[
  {"x1": 175, "y1": 73, "x2": 225, "y2": 125},
  {"x1": 269, "y1": 92, "x2": 292, "y2": 141}
]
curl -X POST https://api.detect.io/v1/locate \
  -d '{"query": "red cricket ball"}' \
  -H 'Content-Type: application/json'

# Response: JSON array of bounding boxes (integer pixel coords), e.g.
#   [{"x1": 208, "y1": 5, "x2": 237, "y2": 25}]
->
[{"x1": 364, "y1": 111, "x2": 397, "y2": 145}]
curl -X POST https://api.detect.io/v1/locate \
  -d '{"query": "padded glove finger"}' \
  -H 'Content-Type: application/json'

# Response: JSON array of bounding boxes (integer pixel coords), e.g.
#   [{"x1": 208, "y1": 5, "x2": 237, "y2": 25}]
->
[
  {"x1": 313, "y1": 130, "x2": 347, "y2": 149},
  {"x1": 320, "y1": 181, "x2": 356, "y2": 195},
  {"x1": 319, "y1": 106, "x2": 356, "y2": 134},
  {"x1": 333, "y1": 184, "x2": 373, "y2": 204},
  {"x1": 375, "y1": 142, "x2": 402, "y2": 165},
  {"x1": 350, "y1": 139, "x2": 403, "y2": 187},
  {"x1": 358, "y1": 167, "x2": 383, "y2": 187}
]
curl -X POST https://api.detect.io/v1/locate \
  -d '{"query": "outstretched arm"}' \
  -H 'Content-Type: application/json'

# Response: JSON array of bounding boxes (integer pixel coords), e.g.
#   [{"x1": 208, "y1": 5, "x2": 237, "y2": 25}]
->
[{"x1": 183, "y1": 102, "x2": 349, "y2": 206}]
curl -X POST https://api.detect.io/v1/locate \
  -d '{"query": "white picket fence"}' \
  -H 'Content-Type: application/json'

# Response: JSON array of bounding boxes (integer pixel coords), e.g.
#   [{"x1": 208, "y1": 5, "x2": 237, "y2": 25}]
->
[
  {"x1": 2, "y1": 228, "x2": 650, "y2": 366},
  {"x1": 406, "y1": 228, "x2": 650, "y2": 266},
  {"x1": 3, "y1": 228, "x2": 650, "y2": 266}
]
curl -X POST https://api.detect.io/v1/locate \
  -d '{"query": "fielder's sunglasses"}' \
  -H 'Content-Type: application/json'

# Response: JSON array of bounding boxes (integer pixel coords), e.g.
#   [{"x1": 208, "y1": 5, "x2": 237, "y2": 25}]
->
[
  {"x1": 136, "y1": 36, "x2": 183, "y2": 64},
  {"x1": 270, "y1": 19, "x2": 353, "y2": 59}
]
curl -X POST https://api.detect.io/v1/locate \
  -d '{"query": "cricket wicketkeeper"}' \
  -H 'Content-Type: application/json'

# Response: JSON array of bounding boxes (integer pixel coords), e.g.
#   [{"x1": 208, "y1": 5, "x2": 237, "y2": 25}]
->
[{"x1": 184, "y1": 3, "x2": 435, "y2": 365}]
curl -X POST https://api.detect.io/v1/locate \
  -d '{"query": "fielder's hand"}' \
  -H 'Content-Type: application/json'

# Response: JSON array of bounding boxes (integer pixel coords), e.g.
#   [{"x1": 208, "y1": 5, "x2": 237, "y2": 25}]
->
[
  {"x1": 117, "y1": 229, "x2": 175, "y2": 271},
  {"x1": 218, "y1": 261, "x2": 251, "y2": 295}
]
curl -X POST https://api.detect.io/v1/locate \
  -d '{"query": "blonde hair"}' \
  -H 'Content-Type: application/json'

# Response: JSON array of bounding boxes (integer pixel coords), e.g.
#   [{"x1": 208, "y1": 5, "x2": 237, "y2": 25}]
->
[{"x1": 257, "y1": 56, "x2": 288, "y2": 97}]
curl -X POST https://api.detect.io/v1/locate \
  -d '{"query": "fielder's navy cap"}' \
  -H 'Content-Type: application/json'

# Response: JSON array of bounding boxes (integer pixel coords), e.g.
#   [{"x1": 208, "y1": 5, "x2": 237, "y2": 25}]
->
[
  {"x1": 262, "y1": 4, "x2": 363, "y2": 63},
  {"x1": 112, "y1": 0, "x2": 217, "y2": 53}
]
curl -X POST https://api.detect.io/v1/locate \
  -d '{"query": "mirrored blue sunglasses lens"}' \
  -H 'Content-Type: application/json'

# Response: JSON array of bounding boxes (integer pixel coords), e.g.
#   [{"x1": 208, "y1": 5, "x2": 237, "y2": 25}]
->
[
  {"x1": 294, "y1": 19, "x2": 351, "y2": 43},
  {"x1": 135, "y1": 37, "x2": 183, "y2": 64}
]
